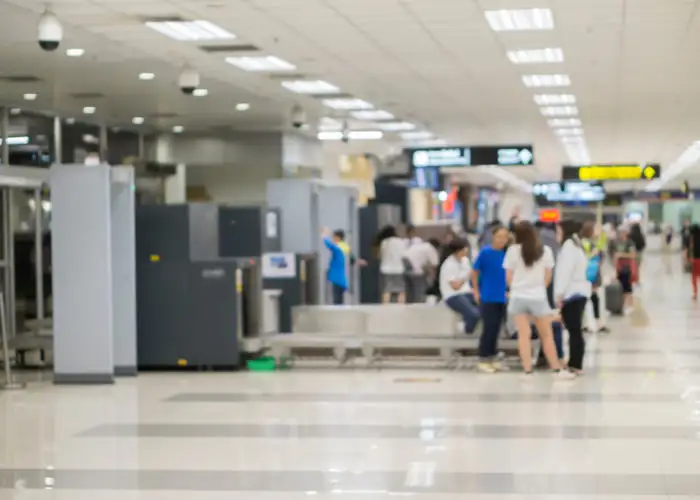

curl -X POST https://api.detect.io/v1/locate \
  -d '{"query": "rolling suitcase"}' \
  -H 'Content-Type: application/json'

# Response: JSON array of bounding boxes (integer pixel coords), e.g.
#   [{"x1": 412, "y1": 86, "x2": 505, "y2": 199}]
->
[{"x1": 605, "y1": 281, "x2": 624, "y2": 316}]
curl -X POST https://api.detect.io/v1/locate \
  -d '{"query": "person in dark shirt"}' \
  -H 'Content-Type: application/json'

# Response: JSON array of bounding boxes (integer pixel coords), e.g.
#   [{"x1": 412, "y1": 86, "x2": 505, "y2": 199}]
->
[{"x1": 682, "y1": 219, "x2": 692, "y2": 252}]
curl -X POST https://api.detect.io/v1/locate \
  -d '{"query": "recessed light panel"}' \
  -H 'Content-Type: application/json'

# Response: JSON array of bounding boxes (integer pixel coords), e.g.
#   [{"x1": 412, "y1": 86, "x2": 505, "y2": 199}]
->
[
  {"x1": 235, "y1": 103, "x2": 250, "y2": 111},
  {"x1": 83, "y1": 106, "x2": 96, "y2": 114},
  {"x1": 401, "y1": 131, "x2": 433, "y2": 141},
  {"x1": 318, "y1": 130, "x2": 383, "y2": 141},
  {"x1": 192, "y1": 88, "x2": 209, "y2": 97},
  {"x1": 485, "y1": 8, "x2": 554, "y2": 31},
  {"x1": 66, "y1": 48, "x2": 84, "y2": 57},
  {"x1": 139, "y1": 72, "x2": 155, "y2": 80},
  {"x1": 172, "y1": 125, "x2": 184, "y2": 133},
  {"x1": 322, "y1": 98, "x2": 373, "y2": 110},
  {"x1": 281, "y1": 80, "x2": 339, "y2": 94},
  {"x1": 132, "y1": 117, "x2": 145, "y2": 125},
  {"x1": 377, "y1": 121, "x2": 416, "y2": 131},
  {"x1": 145, "y1": 20, "x2": 235, "y2": 41},
  {"x1": 560, "y1": 136, "x2": 586, "y2": 144},
  {"x1": 534, "y1": 94, "x2": 576, "y2": 105},
  {"x1": 23, "y1": 93, "x2": 37, "y2": 101},
  {"x1": 554, "y1": 127, "x2": 584, "y2": 136},
  {"x1": 540, "y1": 106, "x2": 578, "y2": 116},
  {"x1": 548, "y1": 118, "x2": 581, "y2": 127},
  {"x1": 351, "y1": 110, "x2": 394, "y2": 120},
  {"x1": 226, "y1": 56, "x2": 296, "y2": 72},
  {"x1": 507, "y1": 48, "x2": 563, "y2": 64},
  {"x1": 523, "y1": 74, "x2": 571, "y2": 87},
  {"x1": 319, "y1": 117, "x2": 342, "y2": 131}
]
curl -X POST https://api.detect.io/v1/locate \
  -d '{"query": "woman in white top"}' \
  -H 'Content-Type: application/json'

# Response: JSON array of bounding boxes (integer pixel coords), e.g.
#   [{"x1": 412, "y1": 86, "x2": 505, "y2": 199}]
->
[
  {"x1": 554, "y1": 220, "x2": 592, "y2": 375},
  {"x1": 379, "y1": 225, "x2": 408, "y2": 303},
  {"x1": 439, "y1": 238, "x2": 481, "y2": 334},
  {"x1": 504, "y1": 221, "x2": 572, "y2": 377}
]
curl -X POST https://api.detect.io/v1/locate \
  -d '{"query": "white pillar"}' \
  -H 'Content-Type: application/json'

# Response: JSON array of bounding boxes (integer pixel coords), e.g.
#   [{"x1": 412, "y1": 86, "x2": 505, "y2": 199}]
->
[{"x1": 164, "y1": 163, "x2": 187, "y2": 204}]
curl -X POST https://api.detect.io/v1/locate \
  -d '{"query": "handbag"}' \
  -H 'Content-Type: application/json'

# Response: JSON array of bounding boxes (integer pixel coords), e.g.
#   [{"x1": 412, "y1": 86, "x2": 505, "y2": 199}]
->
[{"x1": 585, "y1": 255, "x2": 600, "y2": 283}]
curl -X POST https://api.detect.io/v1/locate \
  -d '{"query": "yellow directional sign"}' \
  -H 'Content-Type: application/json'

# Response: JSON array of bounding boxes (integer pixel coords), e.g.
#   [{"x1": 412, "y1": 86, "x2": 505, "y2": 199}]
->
[{"x1": 567, "y1": 163, "x2": 660, "y2": 181}]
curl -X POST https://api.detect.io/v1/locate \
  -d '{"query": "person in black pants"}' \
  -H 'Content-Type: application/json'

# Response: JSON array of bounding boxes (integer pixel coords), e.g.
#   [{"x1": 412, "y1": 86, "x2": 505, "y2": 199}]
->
[
  {"x1": 553, "y1": 220, "x2": 592, "y2": 375},
  {"x1": 471, "y1": 226, "x2": 509, "y2": 373}
]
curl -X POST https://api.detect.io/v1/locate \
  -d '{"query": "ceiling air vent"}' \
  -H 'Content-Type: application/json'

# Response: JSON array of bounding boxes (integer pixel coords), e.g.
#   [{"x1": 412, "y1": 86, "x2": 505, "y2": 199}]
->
[
  {"x1": 70, "y1": 92, "x2": 105, "y2": 100},
  {"x1": 199, "y1": 44, "x2": 259, "y2": 53},
  {"x1": 310, "y1": 92, "x2": 354, "y2": 99},
  {"x1": 267, "y1": 73, "x2": 307, "y2": 80},
  {"x1": 0, "y1": 76, "x2": 42, "y2": 83}
]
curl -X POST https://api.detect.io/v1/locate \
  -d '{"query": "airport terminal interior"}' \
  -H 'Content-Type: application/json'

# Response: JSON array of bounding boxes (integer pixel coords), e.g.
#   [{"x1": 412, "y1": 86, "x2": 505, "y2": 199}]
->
[{"x1": 3, "y1": 0, "x2": 700, "y2": 498}]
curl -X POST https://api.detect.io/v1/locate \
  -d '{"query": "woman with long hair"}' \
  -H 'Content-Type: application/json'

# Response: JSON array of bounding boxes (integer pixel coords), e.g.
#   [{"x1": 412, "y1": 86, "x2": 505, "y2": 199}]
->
[
  {"x1": 504, "y1": 221, "x2": 574, "y2": 378},
  {"x1": 554, "y1": 220, "x2": 591, "y2": 375}
]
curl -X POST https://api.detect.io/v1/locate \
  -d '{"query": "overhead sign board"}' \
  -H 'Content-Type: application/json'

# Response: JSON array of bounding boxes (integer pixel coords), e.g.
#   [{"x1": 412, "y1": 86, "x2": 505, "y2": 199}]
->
[
  {"x1": 408, "y1": 145, "x2": 533, "y2": 169},
  {"x1": 562, "y1": 164, "x2": 661, "y2": 181},
  {"x1": 533, "y1": 181, "x2": 605, "y2": 203}
]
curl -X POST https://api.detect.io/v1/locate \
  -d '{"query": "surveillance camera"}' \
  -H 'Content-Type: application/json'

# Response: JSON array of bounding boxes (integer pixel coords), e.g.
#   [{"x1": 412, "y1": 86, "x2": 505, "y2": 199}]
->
[
  {"x1": 178, "y1": 68, "x2": 200, "y2": 95},
  {"x1": 38, "y1": 9, "x2": 63, "y2": 52},
  {"x1": 290, "y1": 104, "x2": 306, "y2": 129}
]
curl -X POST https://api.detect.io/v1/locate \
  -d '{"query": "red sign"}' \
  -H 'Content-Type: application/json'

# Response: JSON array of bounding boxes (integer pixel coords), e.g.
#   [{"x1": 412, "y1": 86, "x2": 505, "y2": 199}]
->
[{"x1": 539, "y1": 208, "x2": 561, "y2": 223}]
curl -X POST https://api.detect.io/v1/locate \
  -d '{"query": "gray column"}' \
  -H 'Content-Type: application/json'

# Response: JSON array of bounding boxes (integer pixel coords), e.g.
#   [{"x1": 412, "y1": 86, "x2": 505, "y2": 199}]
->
[
  {"x1": 137, "y1": 133, "x2": 145, "y2": 159},
  {"x1": 1, "y1": 107, "x2": 8, "y2": 165},
  {"x1": 1, "y1": 108, "x2": 14, "y2": 337},
  {"x1": 99, "y1": 124, "x2": 108, "y2": 162},
  {"x1": 53, "y1": 116, "x2": 62, "y2": 164}
]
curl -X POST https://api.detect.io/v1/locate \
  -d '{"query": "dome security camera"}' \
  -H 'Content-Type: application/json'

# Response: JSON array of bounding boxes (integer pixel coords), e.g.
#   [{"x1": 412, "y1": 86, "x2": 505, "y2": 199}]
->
[
  {"x1": 178, "y1": 68, "x2": 200, "y2": 95},
  {"x1": 38, "y1": 9, "x2": 63, "y2": 52},
  {"x1": 290, "y1": 104, "x2": 306, "y2": 129}
]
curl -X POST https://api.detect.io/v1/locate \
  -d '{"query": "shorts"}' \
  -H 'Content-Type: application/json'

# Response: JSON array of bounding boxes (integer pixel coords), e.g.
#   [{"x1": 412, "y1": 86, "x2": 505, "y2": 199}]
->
[
  {"x1": 508, "y1": 297, "x2": 552, "y2": 318},
  {"x1": 382, "y1": 273, "x2": 405, "y2": 294}
]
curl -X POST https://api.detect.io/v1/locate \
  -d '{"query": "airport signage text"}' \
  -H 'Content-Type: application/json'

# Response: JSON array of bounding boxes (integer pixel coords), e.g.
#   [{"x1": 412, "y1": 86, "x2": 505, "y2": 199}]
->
[
  {"x1": 562, "y1": 163, "x2": 661, "y2": 182},
  {"x1": 408, "y1": 145, "x2": 534, "y2": 169},
  {"x1": 532, "y1": 181, "x2": 605, "y2": 203}
]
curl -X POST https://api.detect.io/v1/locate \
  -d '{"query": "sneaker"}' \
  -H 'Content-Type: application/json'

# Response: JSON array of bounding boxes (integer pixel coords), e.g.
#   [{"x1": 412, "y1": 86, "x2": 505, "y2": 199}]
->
[
  {"x1": 597, "y1": 326, "x2": 611, "y2": 334},
  {"x1": 476, "y1": 362, "x2": 497, "y2": 374},
  {"x1": 555, "y1": 369, "x2": 577, "y2": 380},
  {"x1": 490, "y1": 361, "x2": 509, "y2": 372}
]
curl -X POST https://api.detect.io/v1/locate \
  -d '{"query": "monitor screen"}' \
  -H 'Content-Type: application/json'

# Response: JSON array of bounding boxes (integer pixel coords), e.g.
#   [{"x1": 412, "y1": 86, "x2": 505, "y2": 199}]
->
[
  {"x1": 411, "y1": 166, "x2": 441, "y2": 190},
  {"x1": 533, "y1": 182, "x2": 605, "y2": 203}
]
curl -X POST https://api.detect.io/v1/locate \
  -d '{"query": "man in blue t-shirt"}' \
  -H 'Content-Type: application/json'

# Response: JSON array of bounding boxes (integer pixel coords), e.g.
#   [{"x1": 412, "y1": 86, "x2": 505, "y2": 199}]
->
[{"x1": 471, "y1": 225, "x2": 509, "y2": 372}]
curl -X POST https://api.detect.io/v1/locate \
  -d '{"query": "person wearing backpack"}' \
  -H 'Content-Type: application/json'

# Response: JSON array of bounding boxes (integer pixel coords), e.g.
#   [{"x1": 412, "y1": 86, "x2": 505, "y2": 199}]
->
[{"x1": 581, "y1": 222, "x2": 609, "y2": 333}]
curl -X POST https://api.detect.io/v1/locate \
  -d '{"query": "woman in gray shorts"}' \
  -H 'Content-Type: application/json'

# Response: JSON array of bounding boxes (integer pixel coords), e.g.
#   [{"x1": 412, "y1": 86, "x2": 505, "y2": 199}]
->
[{"x1": 504, "y1": 222, "x2": 573, "y2": 378}]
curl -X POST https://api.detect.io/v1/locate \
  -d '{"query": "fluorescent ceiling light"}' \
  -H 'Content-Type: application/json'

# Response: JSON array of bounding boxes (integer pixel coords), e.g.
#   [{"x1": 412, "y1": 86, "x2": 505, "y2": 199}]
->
[
  {"x1": 646, "y1": 141, "x2": 700, "y2": 191},
  {"x1": 192, "y1": 88, "x2": 208, "y2": 97},
  {"x1": 139, "y1": 72, "x2": 155, "y2": 80},
  {"x1": 560, "y1": 135, "x2": 586, "y2": 144},
  {"x1": 540, "y1": 106, "x2": 578, "y2": 117},
  {"x1": 318, "y1": 117, "x2": 342, "y2": 131},
  {"x1": 23, "y1": 93, "x2": 37, "y2": 101},
  {"x1": 145, "y1": 20, "x2": 235, "y2": 41},
  {"x1": 66, "y1": 48, "x2": 84, "y2": 57},
  {"x1": 322, "y1": 98, "x2": 373, "y2": 110},
  {"x1": 132, "y1": 117, "x2": 145, "y2": 125},
  {"x1": 281, "y1": 80, "x2": 339, "y2": 94},
  {"x1": 226, "y1": 56, "x2": 295, "y2": 72},
  {"x1": 535, "y1": 94, "x2": 576, "y2": 106},
  {"x1": 548, "y1": 118, "x2": 582, "y2": 127},
  {"x1": 377, "y1": 121, "x2": 416, "y2": 131},
  {"x1": 522, "y1": 74, "x2": 571, "y2": 87},
  {"x1": 351, "y1": 110, "x2": 394, "y2": 120},
  {"x1": 317, "y1": 130, "x2": 383, "y2": 141},
  {"x1": 65, "y1": 117, "x2": 75, "y2": 124},
  {"x1": 236, "y1": 103, "x2": 250, "y2": 111},
  {"x1": 507, "y1": 48, "x2": 563, "y2": 64},
  {"x1": 10, "y1": 108, "x2": 21, "y2": 115},
  {"x1": 555, "y1": 127, "x2": 584, "y2": 136},
  {"x1": 82, "y1": 106, "x2": 96, "y2": 114},
  {"x1": 0, "y1": 136, "x2": 30, "y2": 146},
  {"x1": 172, "y1": 125, "x2": 184, "y2": 133},
  {"x1": 485, "y1": 8, "x2": 553, "y2": 31},
  {"x1": 401, "y1": 131, "x2": 433, "y2": 141}
]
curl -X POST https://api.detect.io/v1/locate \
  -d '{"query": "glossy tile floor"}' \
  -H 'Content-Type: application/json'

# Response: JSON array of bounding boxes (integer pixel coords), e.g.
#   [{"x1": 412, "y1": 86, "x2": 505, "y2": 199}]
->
[{"x1": 2, "y1": 252, "x2": 700, "y2": 499}]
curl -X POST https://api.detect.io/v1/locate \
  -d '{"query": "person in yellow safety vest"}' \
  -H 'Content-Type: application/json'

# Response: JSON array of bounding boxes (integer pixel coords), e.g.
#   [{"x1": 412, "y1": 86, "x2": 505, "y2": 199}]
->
[{"x1": 581, "y1": 222, "x2": 609, "y2": 333}]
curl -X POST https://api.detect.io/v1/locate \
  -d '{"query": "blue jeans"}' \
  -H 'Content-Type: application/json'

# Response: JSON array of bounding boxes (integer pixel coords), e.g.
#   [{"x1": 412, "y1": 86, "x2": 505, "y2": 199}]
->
[{"x1": 445, "y1": 293, "x2": 481, "y2": 334}]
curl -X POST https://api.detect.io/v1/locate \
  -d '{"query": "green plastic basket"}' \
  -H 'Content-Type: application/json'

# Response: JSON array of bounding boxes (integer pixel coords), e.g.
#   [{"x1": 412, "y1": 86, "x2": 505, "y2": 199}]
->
[{"x1": 246, "y1": 356, "x2": 277, "y2": 372}]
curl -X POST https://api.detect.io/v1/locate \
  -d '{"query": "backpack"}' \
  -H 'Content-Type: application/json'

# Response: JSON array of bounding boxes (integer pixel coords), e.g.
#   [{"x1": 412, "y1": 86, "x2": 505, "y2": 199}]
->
[{"x1": 586, "y1": 254, "x2": 601, "y2": 283}]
